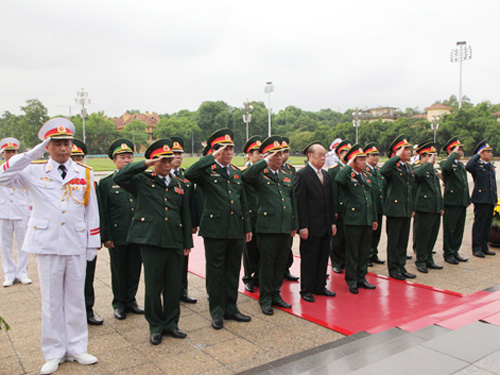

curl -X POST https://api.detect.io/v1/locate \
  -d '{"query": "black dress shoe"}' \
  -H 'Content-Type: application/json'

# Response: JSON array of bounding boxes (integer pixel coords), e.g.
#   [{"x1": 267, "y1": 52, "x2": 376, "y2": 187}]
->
[
  {"x1": 390, "y1": 273, "x2": 406, "y2": 281},
  {"x1": 445, "y1": 257, "x2": 459, "y2": 265},
  {"x1": 114, "y1": 308, "x2": 126, "y2": 320},
  {"x1": 403, "y1": 271, "x2": 416, "y2": 279},
  {"x1": 224, "y1": 312, "x2": 251, "y2": 322},
  {"x1": 126, "y1": 305, "x2": 145, "y2": 314},
  {"x1": 315, "y1": 288, "x2": 336, "y2": 297},
  {"x1": 301, "y1": 293, "x2": 315, "y2": 303},
  {"x1": 244, "y1": 282, "x2": 254, "y2": 292},
  {"x1": 416, "y1": 265, "x2": 428, "y2": 273},
  {"x1": 261, "y1": 306, "x2": 274, "y2": 315},
  {"x1": 406, "y1": 255, "x2": 413, "y2": 260},
  {"x1": 332, "y1": 267, "x2": 343, "y2": 274},
  {"x1": 150, "y1": 333, "x2": 162, "y2": 345},
  {"x1": 427, "y1": 263, "x2": 443, "y2": 270},
  {"x1": 211, "y1": 319, "x2": 223, "y2": 330},
  {"x1": 370, "y1": 256, "x2": 385, "y2": 264},
  {"x1": 484, "y1": 249, "x2": 496, "y2": 256},
  {"x1": 473, "y1": 251, "x2": 485, "y2": 258},
  {"x1": 273, "y1": 300, "x2": 292, "y2": 308},
  {"x1": 357, "y1": 281, "x2": 376, "y2": 290},
  {"x1": 167, "y1": 329, "x2": 187, "y2": 339},
  {"x1": 349, "y1": 286, "x2": 359, "y2": 294},
  {"x1": 180, "y1": 294, "x2": 197, "y2": 304},
  {"x1": 455, "y1": 254, "x2": 468, "y2": 262},
  {"x1": 284, "y1": 271, "x2": 299, "y2": 281},
  {"x1": 87, "y1": 316, "x2": 104, "y2": 325}
]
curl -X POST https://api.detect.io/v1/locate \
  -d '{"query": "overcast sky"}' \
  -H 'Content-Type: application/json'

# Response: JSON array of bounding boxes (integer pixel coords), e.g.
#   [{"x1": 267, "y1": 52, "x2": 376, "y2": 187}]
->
[{"x1": 1, "y1": 0, "x2": 498, "y2": 118}]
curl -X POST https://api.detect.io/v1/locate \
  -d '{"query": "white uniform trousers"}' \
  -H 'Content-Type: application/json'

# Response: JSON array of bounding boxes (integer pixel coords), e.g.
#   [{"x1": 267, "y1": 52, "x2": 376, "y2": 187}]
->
[
  {"x1": 0, "y1": 218, "x2": 29, "y2": 281},
  {"x1": 36, "y1": 254, "x2": 88, "y2": 360}
]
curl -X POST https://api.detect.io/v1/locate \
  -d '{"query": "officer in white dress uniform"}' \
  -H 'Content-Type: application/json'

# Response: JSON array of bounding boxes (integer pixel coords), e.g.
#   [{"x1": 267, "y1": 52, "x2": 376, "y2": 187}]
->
[
  {"x1": 324, "y1": 138, "x2": 342, "y2": 169},
  {"x1": 0, "y1": 137, "x2": 32, "y2": 287},
  {"x1": 0, "y1": 118, "x2": 101, "y2": 375}
]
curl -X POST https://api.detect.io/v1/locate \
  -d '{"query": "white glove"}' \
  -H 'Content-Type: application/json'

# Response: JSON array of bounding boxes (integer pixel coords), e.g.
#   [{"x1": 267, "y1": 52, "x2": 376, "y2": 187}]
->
[
  {"x1": 86, "y1": 249, "x2": 98, "y2": 262},
  {"x1": 26, "y1": 138, "x2": 51, "y2": 160}
]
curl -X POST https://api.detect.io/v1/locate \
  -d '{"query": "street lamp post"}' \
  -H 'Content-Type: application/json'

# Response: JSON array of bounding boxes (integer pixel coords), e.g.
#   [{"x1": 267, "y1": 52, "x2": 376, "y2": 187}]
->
[
  {"x1": 75, "y1": 88, "x2": 91, "y2": 143},
  {"x1": 352, "y1": 109, "x2": 362, "y2": 144},
  {"x1": 450, "y1": 41, "x2": 473, "y2": 108},
  {"x1": 431, "y1": 115, "x2": 440, "y2": 143},
  {"x1": 264, "y1": 82, "x2": 274, "y2": 137},
  {"x1": 242, "y1": 99, "x2": 254, "y2": 141}
]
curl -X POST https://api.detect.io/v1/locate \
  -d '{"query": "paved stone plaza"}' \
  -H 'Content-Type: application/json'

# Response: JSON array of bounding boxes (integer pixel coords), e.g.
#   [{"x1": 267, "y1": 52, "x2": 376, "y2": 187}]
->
[{"x1": 2, "y1": 173, "x2": 500, "y2": 374}]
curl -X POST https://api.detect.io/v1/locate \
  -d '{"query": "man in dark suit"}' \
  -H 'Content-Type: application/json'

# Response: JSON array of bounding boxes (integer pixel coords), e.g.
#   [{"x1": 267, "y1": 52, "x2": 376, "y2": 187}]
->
[
  {"x1": 440, "y1": 137, "x2": 470, "y2": 264},
  {"x1": 466, "y1": 140, "x2": 498, "y2": 258},
  {"x1": 114, "y1": 138, "x2": 193, "y2": 345},
  {"x1": 98, "y1": 139, "x2": 144, "y2": 320},
  {"x1": 293, "y1": 142, "x2": 336, "y2": 303},
  {"x1": 380, "y1": 135, "x2": 416, "y2": 280},
  {"x1": 242, "y1": 136, "x2": 298, "y2": 315},
  {"x1": 185, "y1": 129, "x2": 252, "y2": 330}
]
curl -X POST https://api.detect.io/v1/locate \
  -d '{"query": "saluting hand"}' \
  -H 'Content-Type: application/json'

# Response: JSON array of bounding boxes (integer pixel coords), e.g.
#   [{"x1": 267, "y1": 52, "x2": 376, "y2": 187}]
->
[
  {"x1": 144, "y1": 157, "x2": 165, "y2": 167},
  {"x1": 395, "y1": 147, "x2": 404, "y2": 158},
  {"x1": 212, "y1": 144, "x2": 228, "y2": 158},
  {"x1": 347, "y1": 156, "x2": 355, "y2": 167}
]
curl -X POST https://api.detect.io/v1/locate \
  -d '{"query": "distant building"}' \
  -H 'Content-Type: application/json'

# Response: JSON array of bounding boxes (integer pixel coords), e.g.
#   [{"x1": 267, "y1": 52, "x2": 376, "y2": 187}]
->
[
  {"x1": 492, "y1": 111, "x2": 500, "y2": 122},
  {"x1": 112, "y1": 111, "x2": 160, "y2": 143},
  {"x1": 425, "y1": 104, "x2": 452, "y2": 122},
  {"x1": 364, "y1": 107, "x2": 400, "y2": 122}
]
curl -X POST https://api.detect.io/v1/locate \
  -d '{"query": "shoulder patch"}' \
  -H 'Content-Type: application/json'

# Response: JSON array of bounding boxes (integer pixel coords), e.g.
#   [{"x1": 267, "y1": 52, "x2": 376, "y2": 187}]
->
[
  {"x1": 231, "y1": 164, "x2": 239, "y2": 171},
  {"x1": 76, "y1": 161, "x2": 93, "y2": 170},
  {"x1": 31, "y1": 160, "x2": 48, "y2": 164}
]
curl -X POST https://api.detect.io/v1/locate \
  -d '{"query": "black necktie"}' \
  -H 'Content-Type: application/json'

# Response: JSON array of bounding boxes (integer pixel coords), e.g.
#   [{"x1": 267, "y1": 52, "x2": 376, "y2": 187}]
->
[
  {"x1": 225, "y1": 167, "x2": 230, "y2": 176},
  {"x1": 58, "y1": 165, "x2": 67, "y2": 179}
]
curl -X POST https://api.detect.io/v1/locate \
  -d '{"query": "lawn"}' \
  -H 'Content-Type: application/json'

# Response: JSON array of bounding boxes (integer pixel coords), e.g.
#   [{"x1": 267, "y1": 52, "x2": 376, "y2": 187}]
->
[{"x1": 85, "y1": 155, "x2": 309, "y2": 171}]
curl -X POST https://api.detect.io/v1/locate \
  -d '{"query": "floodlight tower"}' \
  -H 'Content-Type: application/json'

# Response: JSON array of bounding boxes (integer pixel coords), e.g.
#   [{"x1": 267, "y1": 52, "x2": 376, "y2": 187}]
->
[
  {"x1": 450, "y1": 41, "x2": 472, "y2": 108},
  {"x1": 75, "y1": 88, "x2": 91, "y2": 142}
]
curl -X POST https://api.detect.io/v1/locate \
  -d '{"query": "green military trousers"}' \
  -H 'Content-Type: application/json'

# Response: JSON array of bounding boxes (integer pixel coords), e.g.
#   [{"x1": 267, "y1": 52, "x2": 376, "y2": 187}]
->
[
  {"x1": 344, "y1": 225, "x2": 372, "y2": 287},
  {"x1": 109, "y1": 244, "x2": 142, "y2": 310},
  {"x1": 443, "y1": 205, "x2": 467, "y2": 259},
  {"x1": 414, "y1": 212, "x2": 440, "y2": 267},
  {"x1": 141, "y1": 245, "x2": 183, "y2": 334}
]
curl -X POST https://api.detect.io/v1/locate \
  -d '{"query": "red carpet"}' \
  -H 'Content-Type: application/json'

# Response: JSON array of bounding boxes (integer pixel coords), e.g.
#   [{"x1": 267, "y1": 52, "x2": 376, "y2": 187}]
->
[{"x1": 188, "y1": 236, "x2": 495, "y2": 335}]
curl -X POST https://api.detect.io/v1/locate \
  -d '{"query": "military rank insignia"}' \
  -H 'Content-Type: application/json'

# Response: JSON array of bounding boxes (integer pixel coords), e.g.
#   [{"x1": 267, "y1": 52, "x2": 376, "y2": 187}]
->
[{"x1": 174, "y1": 187, "x2": 184, "y2": 195}]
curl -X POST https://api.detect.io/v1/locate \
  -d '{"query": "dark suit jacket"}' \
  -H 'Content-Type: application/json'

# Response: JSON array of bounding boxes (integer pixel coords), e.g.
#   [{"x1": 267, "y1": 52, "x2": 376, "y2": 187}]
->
[
  {"x1": 466, "y1": 154, "x2": 497, "y2": 205},
  {"x1": 293, "y1": 164, "x2": 335, "y2": 237}
]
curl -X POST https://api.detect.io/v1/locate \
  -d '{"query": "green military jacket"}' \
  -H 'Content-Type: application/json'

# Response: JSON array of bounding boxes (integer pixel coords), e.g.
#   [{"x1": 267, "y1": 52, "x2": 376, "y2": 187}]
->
[
  {"x1": 439, "y1": 152, "x2": 471, "y2": 207},
  {"x1": 336, "y1": 165, "x2": 377, "y2": 226},
  {"x1": 184, "y1": 155, "x2": 251, "y2": 239},
  {"x1": 240, "y1": 164, "x2": 259, "y2": 231},
  {"x1": 114, "y1": 161, "x2": 193, "y2": 250},
  {"x1": 328, "y1": 163, "x2": 346, "y2": 218},
  {"x1": 242, "y1": 160, "x2": 298, "y2": 234},
  {"x1": 98, "y1": 171, "x2": 137, "y2": 246},
  {"x1": 282, "y1": 162, "x2": 296, "y2": 176},
  {"x1": 175, "y1": 167, "x2": 201, "y2": 227},
  {"x1": 413, "y1": 162, "x2": 444, "y2": 214},
  {"x1": 365, "y1": 164, "x2": 384, "y2": 216},
  {"x1": 380, "y1": 156, "x2": 414, "y2": 218}
]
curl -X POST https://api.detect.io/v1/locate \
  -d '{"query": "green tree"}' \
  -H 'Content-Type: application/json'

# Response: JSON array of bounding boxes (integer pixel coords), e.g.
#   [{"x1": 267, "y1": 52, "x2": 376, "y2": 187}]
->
[
  {"x1": 20, "y1": 99, "x2": 49, "y2": 146},
  {"x1": 72, "y1": 112, "x2": 121, "y2": 154},
  {"x1": 122, "y1": 120, "x2": 149, "y2": 152},
  {"x1": 154, "y1": 116, "x2": 202, "y2": 153}
]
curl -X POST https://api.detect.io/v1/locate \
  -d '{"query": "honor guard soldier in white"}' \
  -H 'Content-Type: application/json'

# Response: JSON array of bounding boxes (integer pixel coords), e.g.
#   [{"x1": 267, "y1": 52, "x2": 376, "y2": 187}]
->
[
  {"x1": 0, "y1": 118, "x2": 101, "y2": 375},
  {"x1": 0, "y1": 137, "x2": 32, "y2": 287}
]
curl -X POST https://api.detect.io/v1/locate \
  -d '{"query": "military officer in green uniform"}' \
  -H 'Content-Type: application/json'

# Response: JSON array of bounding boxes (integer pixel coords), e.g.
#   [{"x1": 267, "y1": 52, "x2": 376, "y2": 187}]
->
[
  {"x1": 243, "y1": 136, "x2": 298, "y2": 315},
  {"x1": 328, "y1": 140, "x2": 352, "y2": 273},
  {"x1": 380, "y1": 135, "x2": 416, "y2": 280},
  {"x1": 335, "y1": 145, "x2": 378, "y2": 294},
  {"x1": 440, "y1": 137, "x2": 470, "y2": 264},
  {"x1": 70, "y1": 139, "x2": 104, "y2": 326},
  {"x1": 364, "y1": 142, "x2": 385, "y2": 266},
  {"x1": 241, "y1": 135, "x2": 263, "y2": 292},
  {"x1": 185, "y1": 129, "x2": 252, "y2": 330},
  {"x1": 281, "y1": 137, "x2": 299, "y2": 282},
  {"x1": 413, "y1": 141, "x2": 444, "y2": 273},
  {"x1": 171, "y1": 136, "x2": 199, "y2": 304},
  {"x1": 98, "y1": 139, "x2": 144, "y2": 320},
  {"x1": 114, "y1": 138, "x2": 193, "y2": 345}
]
